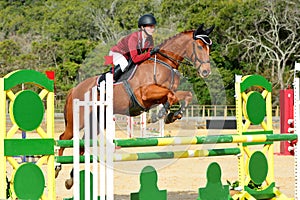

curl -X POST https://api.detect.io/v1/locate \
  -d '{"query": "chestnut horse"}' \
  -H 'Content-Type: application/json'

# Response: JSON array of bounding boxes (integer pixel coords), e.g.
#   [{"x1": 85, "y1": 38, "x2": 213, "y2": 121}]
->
[{"x1": 56, "y1": 24, "x2": 214, "y2": 186}]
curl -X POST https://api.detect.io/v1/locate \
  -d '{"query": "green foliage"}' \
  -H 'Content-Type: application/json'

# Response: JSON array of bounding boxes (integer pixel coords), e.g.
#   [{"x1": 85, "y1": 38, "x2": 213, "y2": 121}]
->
[
  {"x1": 247, "y1": 180, "x2": 262, "y2": 190},
  {"x1": 191, "y1": 67, "x2": 235, "y2": 105},
  {"x1": 226, "y1": 180, "x2": 240, "y2": 190},
  {"x1": 0, "y1": 0, "x2": 298, "y2": 108}
]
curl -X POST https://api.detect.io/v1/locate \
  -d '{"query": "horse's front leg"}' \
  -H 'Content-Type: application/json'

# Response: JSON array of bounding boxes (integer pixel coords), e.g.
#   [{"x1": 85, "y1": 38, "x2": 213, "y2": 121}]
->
[
  {"x1": 164, "y1": 90, "x2": 193, "y2": 124},
  {"x1": 158, "y1": 101, "x2": 170, "y2": 118},
  {"x1": 141, "y1": 85, "x2": 177, "y2": 121},
  {"x1": 174, "y1": 90, "x2": 193, "y2": 118}
]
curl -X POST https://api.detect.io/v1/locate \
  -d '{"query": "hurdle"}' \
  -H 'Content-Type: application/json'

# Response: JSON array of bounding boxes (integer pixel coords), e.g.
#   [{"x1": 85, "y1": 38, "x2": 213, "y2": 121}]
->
[
  {"x1": 126, "y1": 74, "x2": 297, "y2": 199},
  {"x1": 61, "y1": 73, "x2": 241, "y2": 199},
  {"x1": 2, "y1": 70, "x2": 296, "y2": 199},
  {"x1": 0, "y1": 70, "x2": 55, "y2": 199},
  {"x1": 63, "y1": 73, "x2": 297, "y2": 200},
  {"x1": 67, "y1": 73, "x2": 114, "y2": 200}
]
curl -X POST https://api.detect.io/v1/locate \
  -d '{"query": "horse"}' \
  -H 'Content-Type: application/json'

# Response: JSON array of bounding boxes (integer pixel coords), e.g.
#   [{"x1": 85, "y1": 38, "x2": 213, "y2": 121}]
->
[{"x1": 56, "y1": 23, "x2": 214, "y2": 188}]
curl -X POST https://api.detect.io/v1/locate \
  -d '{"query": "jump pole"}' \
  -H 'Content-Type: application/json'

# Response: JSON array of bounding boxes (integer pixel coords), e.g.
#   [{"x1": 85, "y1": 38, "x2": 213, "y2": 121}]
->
[
  {"x1": 56, "y1": 133, "x2": 297, "y2": 148},
  {"x1": 113, "y1": 133, "x2": 296, "y2": 147}
]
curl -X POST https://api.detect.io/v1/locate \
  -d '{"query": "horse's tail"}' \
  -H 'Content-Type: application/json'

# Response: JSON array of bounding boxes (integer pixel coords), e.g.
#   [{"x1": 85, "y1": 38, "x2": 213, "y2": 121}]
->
[{"x1": 64, "y1": 88, "x2": 74, "y2": 126}]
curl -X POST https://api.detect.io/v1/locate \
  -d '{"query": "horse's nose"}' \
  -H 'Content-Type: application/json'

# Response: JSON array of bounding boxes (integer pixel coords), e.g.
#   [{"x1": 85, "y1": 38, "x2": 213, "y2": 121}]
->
[{"x1": 201, "y1": 70, "x2": 210, "y2": 77}]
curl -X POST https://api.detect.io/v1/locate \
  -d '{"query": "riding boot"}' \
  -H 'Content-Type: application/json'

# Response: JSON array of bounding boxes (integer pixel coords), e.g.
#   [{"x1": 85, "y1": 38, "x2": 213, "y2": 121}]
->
[
  {"x1": 113, "y1": 64, "x2": 122, "y2": 82},
  {"x1": 98, "y1": 64, "x2": 122, "y2": 84},
  {"x1": 98, "y1": 72, "x2": 107, "y2": 84}
]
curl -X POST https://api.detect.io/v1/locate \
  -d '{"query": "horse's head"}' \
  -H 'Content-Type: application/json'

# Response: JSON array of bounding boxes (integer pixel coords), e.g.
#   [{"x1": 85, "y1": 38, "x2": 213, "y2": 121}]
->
[{"x1": 189, "y1": 24, "x2": 214, "y2": 78}]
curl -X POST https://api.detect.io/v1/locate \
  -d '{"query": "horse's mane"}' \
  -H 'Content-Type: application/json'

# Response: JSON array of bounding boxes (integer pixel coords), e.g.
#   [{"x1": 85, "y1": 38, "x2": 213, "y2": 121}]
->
[{"x1": 159, "y1": 30, "x2": 194, "y2": 47}]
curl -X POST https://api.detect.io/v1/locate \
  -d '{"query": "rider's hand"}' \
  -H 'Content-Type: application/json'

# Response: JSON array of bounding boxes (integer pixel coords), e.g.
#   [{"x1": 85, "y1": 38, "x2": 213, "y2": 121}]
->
[{"x1": 150, "y1": 46, "x2": 160, "y2": 56}]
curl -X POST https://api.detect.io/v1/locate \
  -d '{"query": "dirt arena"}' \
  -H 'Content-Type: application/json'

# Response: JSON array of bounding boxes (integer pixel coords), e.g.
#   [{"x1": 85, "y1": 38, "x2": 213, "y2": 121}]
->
[{"x1": 54, "y1": 119, "x2": 296, "y2": 200}]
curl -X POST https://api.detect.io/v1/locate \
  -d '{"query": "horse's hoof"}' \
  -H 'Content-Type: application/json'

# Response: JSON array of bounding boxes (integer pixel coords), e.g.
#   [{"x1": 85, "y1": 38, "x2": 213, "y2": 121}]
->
[
  {"x1": 164, "y1": 113, "x2": 175, "y2": 124},
  {"x1": 65, "y1": 178, "x2": 74, "y2": 190},
  {"x1": 55, "y1": 165, "x2": 62, "y2": 178}
]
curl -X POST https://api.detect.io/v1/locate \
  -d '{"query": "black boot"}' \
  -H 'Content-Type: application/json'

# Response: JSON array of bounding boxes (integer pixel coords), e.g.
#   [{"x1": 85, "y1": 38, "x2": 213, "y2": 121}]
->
[
  {"x1": 98, "y1": 64, "x2": 122, "y2": 84},
  {"x1": 113, "y1": 64, "x2": 122, "y2": 82},
  {"x1": 97, "y1": 72, "x2": 108, "y2": 84}
]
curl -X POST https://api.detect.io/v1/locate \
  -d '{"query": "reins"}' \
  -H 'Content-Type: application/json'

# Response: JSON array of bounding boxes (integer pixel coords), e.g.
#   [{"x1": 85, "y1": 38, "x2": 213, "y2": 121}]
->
[{"x1": 157, "y1": 51, "x2": 193, "y2": 67}]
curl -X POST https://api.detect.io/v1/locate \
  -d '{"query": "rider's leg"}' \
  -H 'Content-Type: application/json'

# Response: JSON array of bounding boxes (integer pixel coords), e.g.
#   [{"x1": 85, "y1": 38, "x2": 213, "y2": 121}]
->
[
  {"x1": 98, "y1": 51, "x2": 128, "y2": 83},
  {"x1": 97, "y1": 64, "x2": 122, "y2": 83},
  {"x1": 113, "y1": 64, "x2": 122, "y2": 82}
]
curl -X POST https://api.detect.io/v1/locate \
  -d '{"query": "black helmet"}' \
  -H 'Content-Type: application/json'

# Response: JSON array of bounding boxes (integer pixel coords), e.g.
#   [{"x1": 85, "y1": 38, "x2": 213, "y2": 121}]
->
[{"x1": 138, "y1": 14, "x2": 156, "y2": 28}]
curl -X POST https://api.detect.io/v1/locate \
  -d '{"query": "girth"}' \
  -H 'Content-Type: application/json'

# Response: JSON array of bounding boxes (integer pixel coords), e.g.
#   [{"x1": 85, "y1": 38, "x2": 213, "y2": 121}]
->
[
  {"x1": 123, "y1": 80, "x2": 148, "y2": 116},
  {"x1": 122, "y1": 58, "x2": 180, "y2": 116}
]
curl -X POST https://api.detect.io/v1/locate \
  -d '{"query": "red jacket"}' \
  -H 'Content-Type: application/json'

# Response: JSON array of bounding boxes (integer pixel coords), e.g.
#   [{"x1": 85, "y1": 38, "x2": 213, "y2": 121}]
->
[{"x1": 110, "y1": 31, "x2": 154, "y2": 64}]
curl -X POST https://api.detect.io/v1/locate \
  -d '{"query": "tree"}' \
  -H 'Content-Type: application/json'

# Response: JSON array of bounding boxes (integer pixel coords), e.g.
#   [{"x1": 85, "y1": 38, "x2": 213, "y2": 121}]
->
[{"x1": 226, "y1": 0, "x2": 300, "y2": 90}]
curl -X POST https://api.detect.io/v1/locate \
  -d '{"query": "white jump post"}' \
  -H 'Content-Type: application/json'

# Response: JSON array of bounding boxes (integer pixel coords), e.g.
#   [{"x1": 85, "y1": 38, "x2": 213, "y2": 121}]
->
[
  {"x1": 294, "y1": 62, "x2": 300, "y2": 198},
  {"x1": 140, "y1": 112, "x2": 147, "y2": 137},
  {"x1": 72, "y1": 73, "x2": 114, "y2": 200},
  {"x1": 127, "y1": 116, "x2": 134, "y2": 138},
  {"x1": 129, "y1": 110, "x2": 165, "y2": 138}
]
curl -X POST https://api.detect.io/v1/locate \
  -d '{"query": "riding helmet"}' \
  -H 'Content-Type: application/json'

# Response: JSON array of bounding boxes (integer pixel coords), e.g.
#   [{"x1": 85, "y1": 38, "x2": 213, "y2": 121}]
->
[{"x1": 138, "y1": 14, "x2": 156, "y2": 28}]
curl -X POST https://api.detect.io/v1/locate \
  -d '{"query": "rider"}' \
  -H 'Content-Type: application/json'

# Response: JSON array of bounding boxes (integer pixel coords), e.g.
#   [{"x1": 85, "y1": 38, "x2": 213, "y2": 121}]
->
[{"x1": 99, "y1": 14, "x2": 160, "y2": 82}]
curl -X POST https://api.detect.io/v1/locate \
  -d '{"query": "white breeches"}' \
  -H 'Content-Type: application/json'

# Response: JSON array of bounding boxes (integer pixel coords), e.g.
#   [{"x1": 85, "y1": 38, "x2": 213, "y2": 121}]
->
[{"x1": 109, "y1": 51, "x2": 128, "y2": 72}]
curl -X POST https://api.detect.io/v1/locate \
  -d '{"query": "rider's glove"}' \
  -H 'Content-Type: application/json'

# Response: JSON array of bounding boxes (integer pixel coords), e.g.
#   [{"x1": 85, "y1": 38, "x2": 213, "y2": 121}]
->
[{"x1": 150, "y1": 46, "x2": 160, "y2": 56}]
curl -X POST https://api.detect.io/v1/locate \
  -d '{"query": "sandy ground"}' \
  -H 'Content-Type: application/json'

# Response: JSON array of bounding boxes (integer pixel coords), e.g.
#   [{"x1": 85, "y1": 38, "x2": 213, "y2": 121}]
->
[{"x1": 54, "y1": 119, "x2": 296, "y2": 200}]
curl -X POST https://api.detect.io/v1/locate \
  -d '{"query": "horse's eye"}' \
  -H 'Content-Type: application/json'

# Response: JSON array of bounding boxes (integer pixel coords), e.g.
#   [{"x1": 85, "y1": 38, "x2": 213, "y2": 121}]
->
[{"x1": 197, "y1": 45, "x2": 203, "y2": 50}]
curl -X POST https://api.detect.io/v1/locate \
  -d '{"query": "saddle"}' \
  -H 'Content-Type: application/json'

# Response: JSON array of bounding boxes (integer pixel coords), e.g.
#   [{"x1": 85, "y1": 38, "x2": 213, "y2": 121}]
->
[{"x1": 116, "y1": 61, "x2": 137, "y2": 83}]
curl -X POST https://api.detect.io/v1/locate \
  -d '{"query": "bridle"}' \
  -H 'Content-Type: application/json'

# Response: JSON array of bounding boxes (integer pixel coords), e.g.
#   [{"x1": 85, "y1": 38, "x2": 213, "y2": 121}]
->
[
  {"x1": 188, "y1": 41, "x2": 210, "y2": 72},
  {"x1": 156, "y1": 39, "x2": 211, "y2": 71}
]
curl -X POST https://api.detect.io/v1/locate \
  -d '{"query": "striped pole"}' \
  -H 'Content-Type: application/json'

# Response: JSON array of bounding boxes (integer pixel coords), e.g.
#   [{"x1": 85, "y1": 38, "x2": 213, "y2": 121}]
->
[
  {"x1": 113, "y1": 148, "x2": 240, "y2": 161},
  {"x1": 55, "y1": 133, "x2": 297, "y2": 148},
  {"x1": 114, "y1": 134, "x2": 297, "y2": 147},
  {"x1": 55, "y1": 147, "x2": 241, "y2": 164}
]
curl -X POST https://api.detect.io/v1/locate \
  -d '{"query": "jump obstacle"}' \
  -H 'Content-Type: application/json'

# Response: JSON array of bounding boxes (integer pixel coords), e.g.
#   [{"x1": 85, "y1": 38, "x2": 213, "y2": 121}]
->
[
  {"x1": 59, "y1": 73, "x2": 297, "y2": 199},
  {"x1": 0, "y1": 70, "x2": 298, "y2": 199},
  {"x1": 0, "y1": 70, "x2": 55, "y2": 199}
]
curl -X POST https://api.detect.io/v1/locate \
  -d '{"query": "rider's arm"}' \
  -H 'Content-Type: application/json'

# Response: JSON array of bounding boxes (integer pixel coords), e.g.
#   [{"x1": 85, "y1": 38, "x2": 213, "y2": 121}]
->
[{"x1": 128, "y1": 33, "x2": 151, "y2": 64}]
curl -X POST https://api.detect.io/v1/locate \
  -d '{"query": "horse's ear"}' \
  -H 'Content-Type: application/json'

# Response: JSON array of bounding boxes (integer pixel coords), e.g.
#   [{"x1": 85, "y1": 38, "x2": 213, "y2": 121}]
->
[
  {"x1": 193, "y1": 24, "x2": 204, "y2": 38},
  {"x1": 204, "y1": 25, "x2": 215, "y2": 36},
  {"x1": 198, "y1": 23, "x2": 204, "y2": 31}
]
